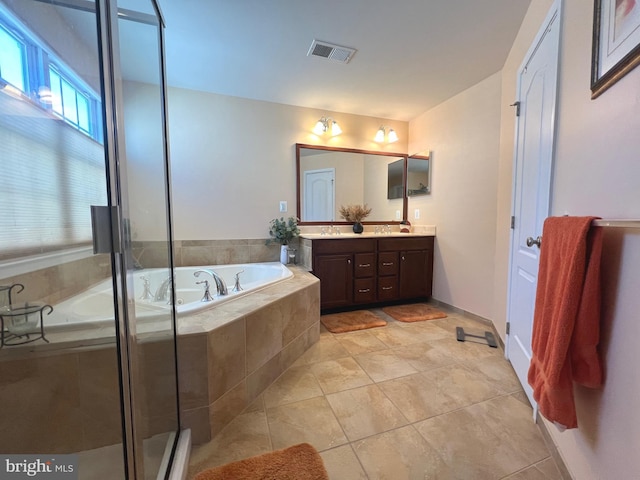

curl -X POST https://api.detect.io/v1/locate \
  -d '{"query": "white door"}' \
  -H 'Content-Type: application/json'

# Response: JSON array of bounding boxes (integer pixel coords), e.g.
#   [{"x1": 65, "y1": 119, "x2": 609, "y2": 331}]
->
[
  {"x1": 506, "y1": 2, "x2": 561, "y2": 410},
  {"x1": 304, "y1": 168, "x2": 335, "y2": 221}
]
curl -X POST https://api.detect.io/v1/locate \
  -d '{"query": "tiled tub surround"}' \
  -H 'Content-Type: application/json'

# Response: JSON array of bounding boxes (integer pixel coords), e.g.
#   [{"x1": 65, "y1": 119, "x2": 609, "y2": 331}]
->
[
  {"x1": 0, "y1": 266, "x2": 320, "y2": 452},
  {"x1": 177, "y1": 266, "x2": 320, "y2": 444}
]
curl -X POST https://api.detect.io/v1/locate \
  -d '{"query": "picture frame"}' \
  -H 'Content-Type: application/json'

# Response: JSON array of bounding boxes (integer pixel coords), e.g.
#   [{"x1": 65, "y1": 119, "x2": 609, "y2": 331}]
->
[{"x1": 591, "y1": 0, "x2": 640, "y2": 98}]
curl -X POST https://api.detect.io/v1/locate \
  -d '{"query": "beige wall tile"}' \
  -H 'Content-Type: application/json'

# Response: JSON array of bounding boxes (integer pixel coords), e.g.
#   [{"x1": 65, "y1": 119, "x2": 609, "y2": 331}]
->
[
  {"x1": 177, "y1": 333, "x2": 209, "y2": 410},
  {"x1": 207, "y1": 319, "x2": 246, "y2": 402}
]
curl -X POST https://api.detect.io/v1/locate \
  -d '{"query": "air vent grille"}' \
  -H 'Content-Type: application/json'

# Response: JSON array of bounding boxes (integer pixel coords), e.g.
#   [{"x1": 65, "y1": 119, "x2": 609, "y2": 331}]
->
[{"x1": 307, "y1": 40, "x2": 356, "y2": 64}]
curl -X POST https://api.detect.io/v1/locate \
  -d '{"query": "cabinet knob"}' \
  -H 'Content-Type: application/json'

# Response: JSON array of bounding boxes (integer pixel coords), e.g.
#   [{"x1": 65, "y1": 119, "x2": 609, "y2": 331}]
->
[
  {"x1": 347, "y1": 259, "x2": 351, "y2": 264},
  {"x1": 402, "y1": 256, "x2": 405, "y2": 261}
]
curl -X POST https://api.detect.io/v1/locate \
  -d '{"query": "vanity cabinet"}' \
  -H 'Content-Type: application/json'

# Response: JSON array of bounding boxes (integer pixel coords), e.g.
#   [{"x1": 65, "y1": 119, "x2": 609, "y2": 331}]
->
[{"x1": 311, "y1": 236, "x2": 434, "y2": 310}]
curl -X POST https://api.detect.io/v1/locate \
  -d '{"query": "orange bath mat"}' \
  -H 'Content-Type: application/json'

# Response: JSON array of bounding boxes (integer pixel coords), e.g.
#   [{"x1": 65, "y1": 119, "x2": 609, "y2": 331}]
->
[
  {"x1": 321, "y1": 310, "x2": 387, "y2": 333},
  {"x1": 194, "y1": 443, "x2": 329, "y2": 480},
  {"x1": 382, "y1": 303, "x2": 447, "y2": 323}
]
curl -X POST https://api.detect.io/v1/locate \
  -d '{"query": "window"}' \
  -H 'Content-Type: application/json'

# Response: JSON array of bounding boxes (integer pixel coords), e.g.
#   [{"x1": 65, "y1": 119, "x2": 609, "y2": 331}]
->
[
  {"x1": 0, "y1": 10, "x2": 102, "y2": 142},
  {"x1": 0, "y1": 24, "x2": 26, "y2": 91},
  {"x1": 0, "y1": 6, "x2": 107, "y2": 259}
]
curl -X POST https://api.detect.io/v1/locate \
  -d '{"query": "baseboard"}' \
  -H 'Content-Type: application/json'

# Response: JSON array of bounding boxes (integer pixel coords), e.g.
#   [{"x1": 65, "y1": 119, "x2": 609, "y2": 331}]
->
[
  {"x1": 430, "y1": 298, "x2": 505, "y2": 350},
  {"x1": 535, "y1": 414, "x2": 573, "y2": 480}
]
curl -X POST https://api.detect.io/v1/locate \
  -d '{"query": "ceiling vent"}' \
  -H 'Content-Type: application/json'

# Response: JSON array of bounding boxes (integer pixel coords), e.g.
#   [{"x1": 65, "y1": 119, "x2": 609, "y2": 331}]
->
[{"x1": 307, "y1": 40, "x2": 356, "y2": 64}]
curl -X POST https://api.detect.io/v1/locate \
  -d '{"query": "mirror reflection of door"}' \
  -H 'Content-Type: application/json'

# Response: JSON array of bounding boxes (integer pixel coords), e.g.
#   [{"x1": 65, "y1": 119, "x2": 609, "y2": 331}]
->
[{"x1": 304, "y1": 168, "x2": 335, "y2": 221}]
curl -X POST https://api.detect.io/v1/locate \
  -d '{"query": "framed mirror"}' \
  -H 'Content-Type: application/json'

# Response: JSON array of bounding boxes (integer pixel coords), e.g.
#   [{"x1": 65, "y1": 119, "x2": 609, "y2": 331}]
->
[
  {"x1": 407, "y1": 155, "x2": 431, "y2": 196},
  {"x1": 296, "y1": 144, "x2": 407, "y2": 224}
]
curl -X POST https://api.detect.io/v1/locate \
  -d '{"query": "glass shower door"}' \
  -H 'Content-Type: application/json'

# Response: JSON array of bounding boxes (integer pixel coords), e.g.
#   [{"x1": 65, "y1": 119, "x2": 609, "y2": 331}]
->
[
  {"x1": 108, "y1": 1, "x2": 180, "y2": 478},
  {"x1": 0, "y1": 0, "x2": 125, "y2": 478},
  {"x1": 0, "y1": 0, "x2": 181, "y2": 478}
]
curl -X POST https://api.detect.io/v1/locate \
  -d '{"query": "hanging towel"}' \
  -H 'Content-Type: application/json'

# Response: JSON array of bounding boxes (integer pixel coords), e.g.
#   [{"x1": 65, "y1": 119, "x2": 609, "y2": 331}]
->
[{"x1": 527, "y1": 216, "x2": 603, "y2": 429}]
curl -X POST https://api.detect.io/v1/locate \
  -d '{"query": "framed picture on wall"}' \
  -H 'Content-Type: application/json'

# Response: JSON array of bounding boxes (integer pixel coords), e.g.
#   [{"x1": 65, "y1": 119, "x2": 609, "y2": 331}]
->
[{"x1": 591, "y1": 0, "x2": 640, "y2": 98}]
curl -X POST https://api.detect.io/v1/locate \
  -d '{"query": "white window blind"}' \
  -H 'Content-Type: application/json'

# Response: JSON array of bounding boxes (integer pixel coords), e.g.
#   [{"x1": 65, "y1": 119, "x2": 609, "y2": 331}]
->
[{"x1": 0, "y1": 92, "x2": 107, "y2": 258}]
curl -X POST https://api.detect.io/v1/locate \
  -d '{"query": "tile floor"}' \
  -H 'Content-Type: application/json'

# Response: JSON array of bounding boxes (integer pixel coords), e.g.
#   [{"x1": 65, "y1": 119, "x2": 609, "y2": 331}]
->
[{"x1": 187, "y1": 305, "x2": 562, "y2": 479}]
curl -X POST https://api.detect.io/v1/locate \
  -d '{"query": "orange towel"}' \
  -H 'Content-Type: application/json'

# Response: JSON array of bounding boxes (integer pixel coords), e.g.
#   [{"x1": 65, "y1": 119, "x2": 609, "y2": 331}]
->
[{"x1": 527, "y1": 216, "x2": 603, "y2": 429}]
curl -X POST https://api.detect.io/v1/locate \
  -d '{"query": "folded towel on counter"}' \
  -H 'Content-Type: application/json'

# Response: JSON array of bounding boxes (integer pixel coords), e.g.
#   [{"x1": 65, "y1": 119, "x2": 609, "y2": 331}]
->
[{"x1": 527, "y1": 216, "x2": 604, "y2": 429}]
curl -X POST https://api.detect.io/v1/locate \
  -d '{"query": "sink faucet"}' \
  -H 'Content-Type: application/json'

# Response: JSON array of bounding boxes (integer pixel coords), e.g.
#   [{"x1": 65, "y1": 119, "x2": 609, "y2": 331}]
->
[
  {"x1": 194, "y1": 269, "x2": 228, "y2": 296},
  {"x1": 154, "y1": 275, "x2": 174, "y2": 303}
]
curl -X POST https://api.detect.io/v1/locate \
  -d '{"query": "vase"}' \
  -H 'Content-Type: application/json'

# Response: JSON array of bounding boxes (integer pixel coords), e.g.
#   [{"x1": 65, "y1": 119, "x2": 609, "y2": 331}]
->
[
  {"x1": 280, "y1": 245, "x2": 288, "y2": 264},
  {"x1": 352, "y1": 222, "x2": 364, "y2": 234}
]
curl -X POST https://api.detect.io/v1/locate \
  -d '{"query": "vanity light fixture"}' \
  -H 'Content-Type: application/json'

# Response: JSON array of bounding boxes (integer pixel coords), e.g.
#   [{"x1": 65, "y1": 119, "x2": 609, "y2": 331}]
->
[
  {"x1": 313, "y1": 117, "x2": 342, "y2": 136},
  {"x1": 374, "y1": 126, "x2": 398, "y2": 143}
]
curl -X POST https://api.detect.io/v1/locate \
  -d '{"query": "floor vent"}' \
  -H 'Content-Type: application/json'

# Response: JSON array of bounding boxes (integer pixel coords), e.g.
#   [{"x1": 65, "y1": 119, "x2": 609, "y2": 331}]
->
[{"x1": 307, "y1": 39, "x2": 356, "y2": 64}]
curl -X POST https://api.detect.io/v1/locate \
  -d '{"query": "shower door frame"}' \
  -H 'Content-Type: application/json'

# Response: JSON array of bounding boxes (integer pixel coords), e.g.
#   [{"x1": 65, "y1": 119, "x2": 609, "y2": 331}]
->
[{"x1": 97, "y1": 0, "x2": 180, "y2": 478}]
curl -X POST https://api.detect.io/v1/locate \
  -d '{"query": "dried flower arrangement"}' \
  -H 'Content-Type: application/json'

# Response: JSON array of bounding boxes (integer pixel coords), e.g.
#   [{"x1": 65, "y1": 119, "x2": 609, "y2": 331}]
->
[{"x1": 339, "y1": 204, "x2": 372, "y2": 223}]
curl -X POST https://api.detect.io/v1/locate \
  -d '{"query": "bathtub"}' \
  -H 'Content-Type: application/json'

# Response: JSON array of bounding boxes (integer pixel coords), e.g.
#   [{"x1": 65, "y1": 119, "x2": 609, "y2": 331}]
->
[{"x1": 46, "y1": 262, "x2": 293, "y2": 329}]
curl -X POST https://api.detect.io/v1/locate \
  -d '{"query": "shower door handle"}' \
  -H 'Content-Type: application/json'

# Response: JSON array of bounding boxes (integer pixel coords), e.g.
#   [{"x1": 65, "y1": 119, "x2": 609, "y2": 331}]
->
[{"x1": 91, "y1": 205, "x2": 122, "y2": 254}]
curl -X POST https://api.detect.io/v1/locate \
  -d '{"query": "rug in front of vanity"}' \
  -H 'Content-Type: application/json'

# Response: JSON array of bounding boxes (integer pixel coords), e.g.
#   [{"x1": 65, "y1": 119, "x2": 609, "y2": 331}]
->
[
  {"x1": 382, "y1": 303, "x2": 447, "y2": 323},
  {"x1": 321, "y1": 310, "x2": 387, "y2": 333}
]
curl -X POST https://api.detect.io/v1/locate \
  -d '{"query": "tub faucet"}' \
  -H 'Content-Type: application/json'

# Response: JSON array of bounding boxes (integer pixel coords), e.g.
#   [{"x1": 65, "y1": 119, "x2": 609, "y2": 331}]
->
[
  {"x1": 194, "y1": 269, "x2": 228, "y2": 296},
  {"x1": 154, "y1": 275, "x2": 174, "y2": 303}
]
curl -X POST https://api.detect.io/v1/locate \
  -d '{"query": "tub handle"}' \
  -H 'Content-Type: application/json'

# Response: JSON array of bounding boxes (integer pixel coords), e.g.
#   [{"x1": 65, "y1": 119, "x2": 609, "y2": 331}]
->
[
  {"x1": 196, "y1": 280, "x2": 215, "y2": 302},
  {"x1": 233, "y1": 270, "x2": 244, "y2": 293}
]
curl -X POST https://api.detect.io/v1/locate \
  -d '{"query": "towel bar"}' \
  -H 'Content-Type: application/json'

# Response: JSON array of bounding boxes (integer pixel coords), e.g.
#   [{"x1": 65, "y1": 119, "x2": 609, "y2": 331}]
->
[{"x1": 592, "y1": 219, "x2": 640, "y2": 228}]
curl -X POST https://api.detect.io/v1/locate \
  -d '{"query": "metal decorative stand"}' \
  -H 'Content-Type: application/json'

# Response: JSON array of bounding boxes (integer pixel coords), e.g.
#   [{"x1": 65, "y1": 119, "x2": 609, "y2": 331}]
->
[{"x1": 0, "y1": 284, "x2": 52, "y2": 348}]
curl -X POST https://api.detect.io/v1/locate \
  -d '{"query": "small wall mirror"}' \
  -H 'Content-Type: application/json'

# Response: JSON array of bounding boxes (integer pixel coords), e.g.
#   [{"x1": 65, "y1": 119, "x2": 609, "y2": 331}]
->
[{"x1": 407, "y1": 155, "x2": 431, "y2": 196}]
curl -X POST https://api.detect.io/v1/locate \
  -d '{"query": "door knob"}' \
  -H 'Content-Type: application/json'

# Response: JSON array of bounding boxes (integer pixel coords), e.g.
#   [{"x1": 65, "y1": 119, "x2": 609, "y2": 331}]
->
[{"x1": 526, "y1": 236, "x2": 542, "y2": 248}]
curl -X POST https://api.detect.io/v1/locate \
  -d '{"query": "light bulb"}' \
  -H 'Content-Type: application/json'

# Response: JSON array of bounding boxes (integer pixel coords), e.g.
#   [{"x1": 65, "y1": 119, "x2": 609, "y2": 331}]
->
[
  {"x1": 388, "y1": 129, "x2": 398, "y2": 143},
  {"x1": 313, "y1": 119, "x2": 327, "y2": 135},
  {"x1": 331, "y1": 121, "x2": 342, "y2": 136},
  {"x1": 374, "y1": 127, "x2": 385, "y2": 143}
]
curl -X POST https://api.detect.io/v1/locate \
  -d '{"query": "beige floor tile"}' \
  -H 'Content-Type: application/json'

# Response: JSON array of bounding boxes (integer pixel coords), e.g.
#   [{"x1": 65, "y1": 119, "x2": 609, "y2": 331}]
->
[
  {"x1": 378, "y1": 361, "x2": 506, "y2": 423},
  {"x1": 503, "y1": 466, "x2": 550, "y2": 480},
  {"x1": 310, "y1": 356, "x2": 373, "y2": 394},
  {"x1": 352, "y1": 425, "x2": 460, "y2": 480},
  {"x1": 263, "y1": 364, "x2": 324, "y2": 408},
  {"x1": 431, "y1": 336, "x2": 503, "y2": 362},
  {"x1": 354, "y1": 349, "x2": 419, "y2": 382},
  {"x1": 266, "y1": 396, "x2": 348, "y2": 451},
  {"x1": 534, "y1": 457, "x2": 562, "y2": 479},
  {"x1": 188, "y1": 410, "x2": 271, "y2": 477},
  {"x1": 415, "y1": 395, "x2": 549, "y2": 479},
  {"x1": 367, "y1": 323, "x2": 428, "y2": 347},
  {"x1": 326, "y1": 384, "x2": 408, "y2": 441},
  {"x1": 393, "y1": 340, "x2": 459, "y2": 371},
  {"x1": 462, "y1": 355, "x2": 523, "y2": 394},
  {"x1": 292, "y1": 335, "x2": 351, "y2": 366},
  {"x1": 335, "y1": 330, "x2": 388, "y2": 355},
  {"x1": 320, "y1": 444, "x2": 367, "y2": 480}
]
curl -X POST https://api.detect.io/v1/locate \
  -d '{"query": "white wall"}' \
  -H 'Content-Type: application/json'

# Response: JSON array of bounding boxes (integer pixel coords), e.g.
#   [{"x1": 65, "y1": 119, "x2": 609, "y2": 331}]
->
[
  {"x1": 167, "y1": 87, "x2": 408, "y2": 240},
  {"x1": 408, "y1": 72, "x2": 502, "y2": 321},
  {"x1": 493, "y1": 0, "x2": 640, "y2": 478}
]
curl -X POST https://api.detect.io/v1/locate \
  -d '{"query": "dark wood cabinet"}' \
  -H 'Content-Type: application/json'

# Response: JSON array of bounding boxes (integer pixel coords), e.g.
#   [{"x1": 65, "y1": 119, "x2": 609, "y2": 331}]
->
[{"x1": 311, "y1": 235, "x2": 434, "y2": 310}]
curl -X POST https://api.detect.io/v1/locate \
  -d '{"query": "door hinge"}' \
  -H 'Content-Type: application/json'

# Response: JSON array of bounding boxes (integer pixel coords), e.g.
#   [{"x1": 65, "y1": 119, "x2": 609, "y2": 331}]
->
[
  {"x1": 510, "y1": 101, "x2": 521, "y2": 117},
  {"x1": 506, "y1": 322, "x2": 511, "y2": 335},
  {"x1": 510, "y1": 216, "x2": 515, "y2": 229}
]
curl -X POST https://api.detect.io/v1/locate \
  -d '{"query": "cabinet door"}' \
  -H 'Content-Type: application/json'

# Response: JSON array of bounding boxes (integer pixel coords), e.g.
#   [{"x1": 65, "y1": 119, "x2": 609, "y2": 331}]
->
[
  {"x1": 399, "y1": 250, "x2": 432, "y2": 299},
  {"x1": 314, "y1": 254, "x2": 353, "y2": 309}
]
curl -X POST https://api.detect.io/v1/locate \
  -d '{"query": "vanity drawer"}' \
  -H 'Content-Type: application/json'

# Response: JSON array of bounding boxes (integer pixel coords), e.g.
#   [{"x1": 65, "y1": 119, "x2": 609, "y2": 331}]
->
[
  {"x1": 354, "y1": 278, "x2": 376, "y2": 303},
  {"x1": 354, "y1": 253, "x2": 375, "y2": 278},
  {"x1": 377, "y1": 276, "x2": 398, "y2": 301},
  {"x1": 378, "y1": 252, "x2": 399, "y2": 276}
]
